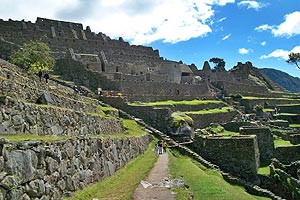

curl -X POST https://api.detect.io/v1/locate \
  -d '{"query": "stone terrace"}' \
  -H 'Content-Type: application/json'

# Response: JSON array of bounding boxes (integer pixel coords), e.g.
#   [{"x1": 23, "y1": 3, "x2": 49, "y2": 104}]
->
[{"x1": 0, "y1": 59, "x2": 124, "y2": 136}]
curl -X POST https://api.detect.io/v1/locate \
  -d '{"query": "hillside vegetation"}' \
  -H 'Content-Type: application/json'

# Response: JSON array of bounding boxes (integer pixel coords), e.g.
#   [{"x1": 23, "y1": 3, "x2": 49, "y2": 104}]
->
[{"x1": 260, "y1": 68, "x2": 300, "y2": 93}]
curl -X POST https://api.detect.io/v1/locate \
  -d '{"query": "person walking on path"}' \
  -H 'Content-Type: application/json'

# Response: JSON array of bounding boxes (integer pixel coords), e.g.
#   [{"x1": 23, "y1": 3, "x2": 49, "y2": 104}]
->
[
  {"x1": 157, "y1": 140, "x2": 163, "y2": 154},
  {"x1": 155, "y1": 144, "x2": 159, "y2": 156},
  {"x1": 162, "y1": 140, "x2": 167, "y2": 153},
  {"x1": 44, "y1": 73, "x2": 49, "y2": 83}
]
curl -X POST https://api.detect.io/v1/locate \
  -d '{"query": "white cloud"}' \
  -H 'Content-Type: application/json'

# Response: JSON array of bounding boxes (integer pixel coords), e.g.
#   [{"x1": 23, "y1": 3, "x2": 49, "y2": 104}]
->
[
  {"x1": 255, "y1": 11, "x2": 300, "y2": 37},
  {"x1": 218, "y1": 17, "x2": 227, "y2": 22},
  {"x1": 261, "y1": 41, "x2": 266, "y2": 46},
  {"x1": 0, "y1": 0, "x2": 236, "y2": 45},
  {"x1": 260, "y1": 46, "x2": 300, "y2": 60},
  {"x1": 222, "y1": 34, "x2": 231, "y2": 40},
  {"x1": 238, "y1": 48, "x2": 252, "y2": 54},
  {"x1": 260, "y1": 49, "x2": 289, "y2": 60},
  {"x1": 237, "y1": 1, "x2": 267, "y2": 11},
  {"x1": 272, "y1": 11, "x2": 300, "y2": 37},
  {"x1": 254, "y1": 24, "x2": 274, "y2": 32}
]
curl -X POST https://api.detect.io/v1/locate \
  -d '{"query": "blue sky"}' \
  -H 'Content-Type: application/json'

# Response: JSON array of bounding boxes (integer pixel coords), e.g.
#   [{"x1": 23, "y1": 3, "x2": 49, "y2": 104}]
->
[{"x1": 0, "y1": 0, "x2": 299, "y2": 76}]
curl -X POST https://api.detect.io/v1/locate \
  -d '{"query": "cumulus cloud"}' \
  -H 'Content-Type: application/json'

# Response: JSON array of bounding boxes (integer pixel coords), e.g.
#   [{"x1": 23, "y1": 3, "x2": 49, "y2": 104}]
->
[
  {"x1": 272, "y1": 11, "x2": 300, "y2": 37},
  {"x1": 255, "y1": 11, "x2": 300, "y2": 37},
  {"x1": 238, "y1": 48, "x2": 252, "y2": 54},
  {"x1": 221, "y1": 34, "x2": 231, "y2": 40},
  {"x1": 260, "y1": 46, "x2": 300, "y2": 60},
  {"x1": 237, "y1": 1, "x2": 268, "y2": 11},
  {"x1": 0, "y1": 0, "x2": 236, "y2": 45},
  {"x1": 261, "y1": 41, "x2": 266, "y2": 46}
]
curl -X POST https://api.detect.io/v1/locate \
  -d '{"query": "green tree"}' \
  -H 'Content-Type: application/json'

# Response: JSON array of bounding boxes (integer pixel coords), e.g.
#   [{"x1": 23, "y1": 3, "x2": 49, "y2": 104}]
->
[
  {"x1": 9, "y1": 40, "x2": 55, "y2": 74},
  {"x1": 286, "y1": 52, "x2": 300, "y2": 70},
  {"x1": 209, "y1": 57, "x2": 225, "y2": 71}
]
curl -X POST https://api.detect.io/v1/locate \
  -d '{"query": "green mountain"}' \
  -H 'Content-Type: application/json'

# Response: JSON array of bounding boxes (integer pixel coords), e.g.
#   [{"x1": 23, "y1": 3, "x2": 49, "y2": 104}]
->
[{"x1": 260, "y1": 68, "x2": 300, "y2": 93}]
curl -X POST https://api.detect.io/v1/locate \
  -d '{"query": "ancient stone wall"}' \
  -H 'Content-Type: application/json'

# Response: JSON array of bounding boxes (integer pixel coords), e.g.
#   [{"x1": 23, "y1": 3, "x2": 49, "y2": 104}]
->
[
  {"x1": 0, "y1": 134, "x2": 152, "y2": 199},
  {"x1": 240, "y1": 98, "x2": 300, "y2": 112},
  {"x1": 221, "y1": 81, "x2": 268, "y2": 96},
  {"x1": 239, "y1": 126, "x2": 274, "y2": 163},
  {"x1": 222, "y1": 121, "x2": 253, "y2": 132},
  {"x1": 278, "y1": 104, "x2": 300, "y2": 114},
  {"x1": 0, "y1": 96, "x2": 123, "y2": 136},
  {"x1": 157, "y1": 101, "x2": 224, "y2": 113},
  {"x1": 192, "y1": 134, "x2": 260, "y2": 181},
  {"x1": 0, "y1": 59, "x2": 102, "y2": 114},
  {"x1": 119, "y1": 81, "x2": 210, "y2": 102},
  {"x1": 99, "y1": 96, "x2": 172, "y2": 132},
  {"x1": 188, "y1": 111, "x2": 237, "y2": 129},
  {"x1": 274, "y1": 146, "x2": 300, "y2": 164}
]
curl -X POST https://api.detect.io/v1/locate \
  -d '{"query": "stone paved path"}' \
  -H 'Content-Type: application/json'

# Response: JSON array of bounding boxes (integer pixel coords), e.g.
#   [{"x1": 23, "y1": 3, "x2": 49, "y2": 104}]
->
[{"x1": 132, "y1": 152, "x2": 175, "y2": 200}]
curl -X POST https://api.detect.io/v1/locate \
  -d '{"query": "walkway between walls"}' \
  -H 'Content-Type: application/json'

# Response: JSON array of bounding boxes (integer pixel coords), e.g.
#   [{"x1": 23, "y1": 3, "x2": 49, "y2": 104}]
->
[{"x1": 133, "y1": 152, "x2": 175, "y2": 200}]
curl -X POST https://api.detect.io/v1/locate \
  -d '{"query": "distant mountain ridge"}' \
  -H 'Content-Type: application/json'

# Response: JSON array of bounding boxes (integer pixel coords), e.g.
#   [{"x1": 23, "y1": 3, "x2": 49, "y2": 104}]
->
[{"x1": 260, "y1": 68, "x2": 300, "y2": 93}]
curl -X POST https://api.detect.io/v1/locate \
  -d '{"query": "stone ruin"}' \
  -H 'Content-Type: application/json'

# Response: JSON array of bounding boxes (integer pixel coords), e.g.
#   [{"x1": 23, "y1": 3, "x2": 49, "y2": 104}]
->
[{"x1": 0, "y1": 17, "x2": 287, "y2": 102}]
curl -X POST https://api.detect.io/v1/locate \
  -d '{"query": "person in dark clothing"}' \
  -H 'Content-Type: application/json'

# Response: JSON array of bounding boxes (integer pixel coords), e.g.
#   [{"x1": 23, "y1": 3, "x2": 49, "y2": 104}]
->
[
  {"x1": 38, "y1": 71, "x2": 43, "y2": 81},
  {"x1": 157, "y1": 140, "x2": 163, "y2": 154},
  {"x1": 44, "y1": 73, "x2": 49, "y2": 83}
]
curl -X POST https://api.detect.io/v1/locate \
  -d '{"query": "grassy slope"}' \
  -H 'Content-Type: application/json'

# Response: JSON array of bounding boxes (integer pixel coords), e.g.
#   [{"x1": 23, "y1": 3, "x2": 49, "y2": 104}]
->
[{"x1": 169, "y1": 151, "x2": 270, "y2": 200}]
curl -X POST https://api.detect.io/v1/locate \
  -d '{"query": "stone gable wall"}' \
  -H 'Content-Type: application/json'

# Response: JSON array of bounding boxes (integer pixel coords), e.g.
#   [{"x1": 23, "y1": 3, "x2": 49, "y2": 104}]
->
[
  {"x1": 192, "y1": 134, "x2": 260, "y2": 181},
  {"x1": 0, "y1": 134, "x2": 152, "y2": 199}
]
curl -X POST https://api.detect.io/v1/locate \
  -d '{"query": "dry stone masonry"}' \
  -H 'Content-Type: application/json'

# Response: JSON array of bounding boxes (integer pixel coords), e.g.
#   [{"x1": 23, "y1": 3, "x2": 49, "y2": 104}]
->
[{"x1": 0, "y1": 135, "x2": 151, "y2": 199}]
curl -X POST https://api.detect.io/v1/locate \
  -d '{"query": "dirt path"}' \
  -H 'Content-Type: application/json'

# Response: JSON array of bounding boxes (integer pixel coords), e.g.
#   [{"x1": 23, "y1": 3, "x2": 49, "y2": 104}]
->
[{"x1": 133, "y1": 152, "x2": 175, "y2": 200}]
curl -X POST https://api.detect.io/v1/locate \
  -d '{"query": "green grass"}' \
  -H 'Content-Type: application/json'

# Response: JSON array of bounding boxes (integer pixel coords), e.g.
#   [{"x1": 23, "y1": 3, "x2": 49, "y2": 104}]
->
[
  {"x1": 205, "y1": 125, "x2": 239, "y2": 136},
  {"x1": 122, "y1": 118, "x2": 146, "y2": 136},
  {"x1": 273, "y1": 135, "x2": 294, "y2": 147},
  {"x1": 171, "y1": 113, "x2": 194, "y2": 127},
  {"x1": 0, "y1": 119, "x2": 146, "y2": 142},
  {"x1": 168, "y1": 150, "x2": 270, "y2": 200},
  {"x1": 258, "y1": 166, "x2": 270, "y2": 176},
  {"x1": 179, "y1": 106, "x2": 234, "y2": 115},
  {"x1": 290, "y1": 124, "x2": 300, "y2": 128},
  {"x1": 129, "y1": 99, "x2": 222, "y2": 106},
  {"x1": 263, "y1": 108, "x2": 274, "y2": 112},
  {"x1": 276, "y1": 113, "x2": 298, "y2": 116},
  {"x1": 64, "y1": 141, "x2": 158, "y2": 200},
  {"x1": 242, "y1": 96, "x2": 296, "y2": 100}
]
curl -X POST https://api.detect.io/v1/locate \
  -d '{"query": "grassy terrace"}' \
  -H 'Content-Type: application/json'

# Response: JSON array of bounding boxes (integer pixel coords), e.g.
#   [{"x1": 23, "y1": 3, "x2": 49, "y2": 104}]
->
[
  {"x1": 273, "y1": 137, "x2": 294, "y2": 148},
  {"x1": 0, "y1": 118, "x2": 146, "y2": 142},
  {"x1": 129, "y1": 99, "x2": 222, "y2": 106},
  {"x1": 242, "y1": 96, "x2": 300, "y2": 100},
  {"x1": 175, "y1": 106, "x2": 234, "y2": 115},
  {"x1": 290, "y1": 124, "x2": 300, "y2": 128},
  {"x1": 169, "y1": 151, "x2": 269, "y2": 200}
]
